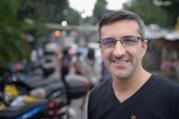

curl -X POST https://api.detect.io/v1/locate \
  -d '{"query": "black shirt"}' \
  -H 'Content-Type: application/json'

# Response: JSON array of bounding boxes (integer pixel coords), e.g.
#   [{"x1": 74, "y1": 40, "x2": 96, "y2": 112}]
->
[{"x1": 88, "y1": 74, "x2": 179, "y2": 119}]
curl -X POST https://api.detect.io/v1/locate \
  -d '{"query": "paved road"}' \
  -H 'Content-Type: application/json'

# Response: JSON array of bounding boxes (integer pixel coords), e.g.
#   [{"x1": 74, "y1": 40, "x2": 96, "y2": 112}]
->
[{"x1": 70, "y1": 94, "x2": 88, "y2": 119}]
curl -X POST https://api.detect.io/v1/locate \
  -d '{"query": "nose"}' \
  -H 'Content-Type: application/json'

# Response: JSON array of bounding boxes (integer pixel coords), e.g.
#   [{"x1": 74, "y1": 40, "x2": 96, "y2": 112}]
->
[{"x1": 112, "y1": 41, "x2": 126, "y2": 57}]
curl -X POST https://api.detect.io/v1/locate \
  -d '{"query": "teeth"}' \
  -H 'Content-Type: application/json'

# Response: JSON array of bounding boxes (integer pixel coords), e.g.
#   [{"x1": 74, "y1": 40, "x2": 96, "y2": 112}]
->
[{"x1": 113, "y1": 60, "x2": 129, "y2": 63}]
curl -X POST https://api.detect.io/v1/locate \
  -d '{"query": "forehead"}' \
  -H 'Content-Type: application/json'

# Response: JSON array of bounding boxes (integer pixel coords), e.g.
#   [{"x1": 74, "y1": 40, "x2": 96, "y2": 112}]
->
[{"x1": 101, "y1": 20, "x2": 140, "y2": 38}]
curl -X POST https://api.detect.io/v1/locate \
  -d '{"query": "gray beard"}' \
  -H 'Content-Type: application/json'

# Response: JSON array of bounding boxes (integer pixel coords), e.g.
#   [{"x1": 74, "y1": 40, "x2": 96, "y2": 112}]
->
[{"x1": 110, "y1": 62, "x2": 141, "y2": 81}]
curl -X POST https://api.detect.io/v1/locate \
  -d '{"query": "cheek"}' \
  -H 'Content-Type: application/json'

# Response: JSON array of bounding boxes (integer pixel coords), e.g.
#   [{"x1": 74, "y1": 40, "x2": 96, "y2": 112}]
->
[
  {"x1": 134, "y1": 42, "x2": 147, "y2": 57},
  {"x1": 127, "y1": 48, "x2": 144, "y2": 63},
  {"x1": 139, "y1": 46, "x2": 147, "y2": 59},
  {"x1": 135, "y1": 49, "x2": 146, "y2": 64},
  {"x1": 100, "y1": 48, "x2": 112, "y2": 62}
]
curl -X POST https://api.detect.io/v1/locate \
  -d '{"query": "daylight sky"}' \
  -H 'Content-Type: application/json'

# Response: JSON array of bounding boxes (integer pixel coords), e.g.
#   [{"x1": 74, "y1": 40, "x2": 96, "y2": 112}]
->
[{"x1": 68, "y1": 0, "x2": 129, "y2": 16}]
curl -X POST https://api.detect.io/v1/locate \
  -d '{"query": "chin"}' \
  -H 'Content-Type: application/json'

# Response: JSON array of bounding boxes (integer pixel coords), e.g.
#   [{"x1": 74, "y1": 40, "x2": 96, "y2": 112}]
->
[
  {"x1": 114, "y1": 74, "x2": 131, "y2": 80},
  {"x1": 111, "y1": 69, "x2": 135, "y2": 80},
  {"x1": 111, "y1": 71, "x2": 127, "y2": 79}
]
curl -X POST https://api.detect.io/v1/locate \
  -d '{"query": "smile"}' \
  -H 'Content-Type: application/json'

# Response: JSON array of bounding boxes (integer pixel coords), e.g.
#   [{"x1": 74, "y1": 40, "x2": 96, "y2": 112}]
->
[
  {"x1": 112, "y1": 59, "x2": 130, "y2": 63},
  {"x1": 111, "y1": 58, "x2": 130, "y2": 64},
  {"x1": 110, "y1": 59, "x2": 131, "y2": 68}
]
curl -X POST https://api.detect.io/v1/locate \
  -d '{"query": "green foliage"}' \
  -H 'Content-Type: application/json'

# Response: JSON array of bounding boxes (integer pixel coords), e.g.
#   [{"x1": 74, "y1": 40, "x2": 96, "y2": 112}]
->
[
  {"x1": 93, "y1": 0, "x2": 108, "y2": 24},
  {"x1": 0, "y1": 0, "x2": 82, "y2": 67},
  {"x1": 0, "y1": 0, "x2": 29, "y2": 66},
  {"x1": 18, "y1": 0, "x2": 80, "y2": 35},
  {"x1": 127, "y1": 0, "x2": 169, "y2": 27},
  {"x1": 63, "y1": 8, "x2": 80, "y2": 25},
  {"x1": 152, "y1": 0, "x2": 179, "y2": 27},
  {"x1": 32, "y1": 0, "x2": 69, "y2": 23}
]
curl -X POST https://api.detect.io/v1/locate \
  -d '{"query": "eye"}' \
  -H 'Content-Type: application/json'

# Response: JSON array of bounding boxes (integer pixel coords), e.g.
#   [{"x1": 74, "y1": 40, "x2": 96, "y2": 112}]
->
[
  {"x1": 102, "y1": 38, "x2": 115, "y2": 46},
  {"x1": 122, "y1": 37, "x2": 137, "y2": 45},
  {"x1": 125, "y1": 38, "x2": 135, "y2": 42}
]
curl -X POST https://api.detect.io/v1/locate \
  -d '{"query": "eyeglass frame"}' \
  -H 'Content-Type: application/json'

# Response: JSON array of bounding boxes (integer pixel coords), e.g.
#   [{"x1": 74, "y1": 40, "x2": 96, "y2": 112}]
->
[{"x1": 98, "y1": 35, "x2": 143, "y2": 48}]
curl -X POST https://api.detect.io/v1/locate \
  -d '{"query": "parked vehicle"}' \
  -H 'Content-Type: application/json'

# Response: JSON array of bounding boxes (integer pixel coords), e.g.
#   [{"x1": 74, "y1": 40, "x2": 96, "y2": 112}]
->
[
  {"x1": 1, "y1": 74, "x2": 69, "y2": 119},
  {"x1": 0, "y1": 99, "x2": 49, "y2": 119},
  {"x1": 65, "y1": 74, "x2": 91, "y2": 99},
  {"x1": 0, "y1": 57, "x2": 92, "y2": 118}
]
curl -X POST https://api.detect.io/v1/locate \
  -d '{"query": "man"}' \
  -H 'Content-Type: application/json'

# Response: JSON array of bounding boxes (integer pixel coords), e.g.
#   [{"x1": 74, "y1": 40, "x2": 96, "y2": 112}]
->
[{"x1": 88, "y1": 10, "x2": 179, "y2": 119}]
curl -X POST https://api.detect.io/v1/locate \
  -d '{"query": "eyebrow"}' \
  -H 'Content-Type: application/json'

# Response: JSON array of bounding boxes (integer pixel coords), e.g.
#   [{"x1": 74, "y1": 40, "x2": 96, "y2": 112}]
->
[{"x1": 102, "y1": 35, "x2": 139, "y2": 39}]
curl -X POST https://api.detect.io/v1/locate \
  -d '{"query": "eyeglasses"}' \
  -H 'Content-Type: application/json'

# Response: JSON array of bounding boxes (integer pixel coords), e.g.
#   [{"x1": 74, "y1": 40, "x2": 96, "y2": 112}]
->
[{"x1": 99, "y1": 35, "x2": 142, "y2": 48}]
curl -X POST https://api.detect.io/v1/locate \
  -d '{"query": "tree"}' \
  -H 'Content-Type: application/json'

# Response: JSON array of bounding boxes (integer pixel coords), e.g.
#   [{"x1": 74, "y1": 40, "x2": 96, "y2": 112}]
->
[
  {"x1": 17, "y1": 0, "x2": 70, "y2": 38},
  {"x1": 150, "y1": 0, "x2": 179, "y2": 27},
  {"x1": 62, "y1": 8, "x2": 80, "y2": 25},
  {"x1": 0, "y1": 0, "x2": 81, "y2": 67},
  {"x1": 18, "y1": 0, "x2": 80, "y2": 35},
  {"x1": 0, "y1": 0, "x2": 29, "y2": 66},
  {"x1": 126, "y1": 0, "x2": 168, "y2": 27},
  {"x1": 93, "y1": 0, "x2": 108, "y2": 24}
]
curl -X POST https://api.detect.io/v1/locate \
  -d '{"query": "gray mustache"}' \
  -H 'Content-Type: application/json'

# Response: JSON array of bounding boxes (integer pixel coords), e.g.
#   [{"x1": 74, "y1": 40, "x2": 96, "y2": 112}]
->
[{"x1": 110, "y1": 56, "x2": 130, "y2": 62}]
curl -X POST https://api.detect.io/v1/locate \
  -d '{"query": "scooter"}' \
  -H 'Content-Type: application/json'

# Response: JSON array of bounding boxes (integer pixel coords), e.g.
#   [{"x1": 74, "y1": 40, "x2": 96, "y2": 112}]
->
[
  {"x1": 0, "y1": 90, "x2": 49, "y2": 119},
  {"x1": 1, "y1": 75, "x2": 70, "y2": 119}
]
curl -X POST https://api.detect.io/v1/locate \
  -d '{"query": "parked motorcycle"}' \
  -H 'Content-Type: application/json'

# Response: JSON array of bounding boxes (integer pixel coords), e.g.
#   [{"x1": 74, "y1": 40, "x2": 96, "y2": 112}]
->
[
  {"x1": 1, "y1": 74, "x2": 69, "y2": 119},
  {"x1": 0, "y1": 92, "x2": 49, "y2": 119}
]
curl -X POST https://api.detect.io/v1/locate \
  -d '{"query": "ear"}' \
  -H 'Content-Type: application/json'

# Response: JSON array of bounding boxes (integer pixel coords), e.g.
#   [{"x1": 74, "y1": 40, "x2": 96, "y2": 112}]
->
[
  {"x1": 142, "y1": 39, "x2": 148, "y2": 48},
  {"x1": 141, "y1": 39, "x2": 148, "y2": 57}
]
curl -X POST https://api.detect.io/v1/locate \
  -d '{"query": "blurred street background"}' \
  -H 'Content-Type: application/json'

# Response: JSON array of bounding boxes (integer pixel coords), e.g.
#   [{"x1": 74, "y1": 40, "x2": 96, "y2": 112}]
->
[{"x1": 0, "y1": 0, "x2": 178, "y2": 119}]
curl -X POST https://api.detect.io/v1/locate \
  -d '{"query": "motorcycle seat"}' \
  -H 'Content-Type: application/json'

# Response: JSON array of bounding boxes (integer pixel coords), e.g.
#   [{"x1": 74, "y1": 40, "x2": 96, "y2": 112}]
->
[
  {"x1": 25, "y1": 77, "x2": 60, "y2": 89},
  {"x1": 0, "y1": 99, "x2": 48, "y2": 118}
]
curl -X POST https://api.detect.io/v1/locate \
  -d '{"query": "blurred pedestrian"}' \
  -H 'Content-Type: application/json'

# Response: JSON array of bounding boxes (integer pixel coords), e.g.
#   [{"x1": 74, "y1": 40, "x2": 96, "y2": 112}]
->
[
  {"x1": 61, "y1": 47, "x2": 72, "y2": 80},
  {"x1": 78, "y1": 48, "x2": 99, "y2": 110},
  {"x1": 88, "y1": 10, "x2": 179, "y2": 119},
  {"x1": 83, "y1": 48, "x2": 99, "y2": 86},
  {"x1": 60, "y1": 47, "x2": 73, "y2": 104}
]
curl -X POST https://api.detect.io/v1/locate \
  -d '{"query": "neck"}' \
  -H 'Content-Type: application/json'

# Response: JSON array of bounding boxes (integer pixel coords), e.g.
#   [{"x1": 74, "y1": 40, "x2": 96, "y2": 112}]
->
[
  {"x1": 112, "y1": 68, "x2": 151, "y2": 92},
  {"x1": 112, "y1": 68, "x2": 151, "y2": 103}
]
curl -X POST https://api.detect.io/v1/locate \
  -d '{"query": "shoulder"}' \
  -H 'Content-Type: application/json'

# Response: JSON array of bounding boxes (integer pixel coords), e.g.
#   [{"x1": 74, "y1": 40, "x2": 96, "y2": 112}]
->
[
  {"x1": 151, "y1": 74, "x2": 179, "y2": 88},
  {"x1": 151, "y1": 74, "x2": 179, "y2": 96},
  {"x1": 89, "y1": 79, "x2": 111, "y2": 97},
  {"x1": 151, "y1": 74, "x2": 179, "y2": 118},
  {"x1": 88, "y1": 79, "x2": 112, "y2": 109}
]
